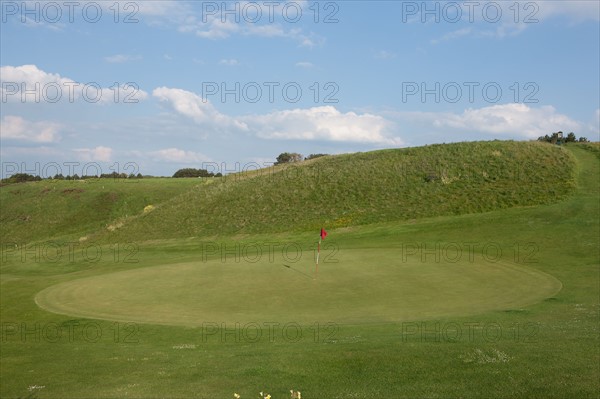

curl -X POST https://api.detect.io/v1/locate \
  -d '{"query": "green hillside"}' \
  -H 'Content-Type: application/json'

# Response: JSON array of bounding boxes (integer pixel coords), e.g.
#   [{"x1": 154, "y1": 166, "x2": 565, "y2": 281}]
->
[
  {"x1": 0, "y1": 178, "x2": 200, "y2": 244},
  {"x1": 1, "y1": 141, "x2": 577, "y2": 245},
  {"x1": 103, "y1": 140, "x2": 576, "y2": 241}
]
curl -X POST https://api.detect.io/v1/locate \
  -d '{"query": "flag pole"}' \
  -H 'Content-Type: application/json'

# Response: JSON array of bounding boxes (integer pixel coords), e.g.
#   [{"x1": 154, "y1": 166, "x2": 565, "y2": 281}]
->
[{"x1": 315, "y1": 236, "x2": 322, "y2": 279}]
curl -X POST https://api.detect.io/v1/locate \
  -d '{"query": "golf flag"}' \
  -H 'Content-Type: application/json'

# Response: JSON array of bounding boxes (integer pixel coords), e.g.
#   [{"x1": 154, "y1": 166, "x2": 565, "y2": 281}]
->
[
  {"x1": 315, "y1": 228, "x2": 327, "y2": 279},
  {"x1": 320, "y1": 228, "x2": 327, "y2": 240}
]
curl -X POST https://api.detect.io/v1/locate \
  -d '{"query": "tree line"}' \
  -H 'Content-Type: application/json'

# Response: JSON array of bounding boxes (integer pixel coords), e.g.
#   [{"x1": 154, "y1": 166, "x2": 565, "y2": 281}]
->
[
  {"x1": 537, "y1": 131, "x2": 588, "y2": 144},
  {"x1": 1, "y1": 172, "x2": 144, "y2": 184}
]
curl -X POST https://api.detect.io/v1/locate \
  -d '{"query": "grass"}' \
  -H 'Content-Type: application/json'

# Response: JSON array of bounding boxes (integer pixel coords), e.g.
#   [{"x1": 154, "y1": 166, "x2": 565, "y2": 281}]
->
[
  {"x1": 2, "y1": 140, "x2": 575, "y2": 246},
  {"x1": 101, "y1": 140, "x2": 577, "y2": 240},
  {"x1": 34, "y1": 252, "x2": 561, "y2": 326},
  {"x1": 0, "y1": 178, "x2": 201, "y2": 244},
  {"x1": 0, "y1": 141, "x2": 598, "y2": 398}
]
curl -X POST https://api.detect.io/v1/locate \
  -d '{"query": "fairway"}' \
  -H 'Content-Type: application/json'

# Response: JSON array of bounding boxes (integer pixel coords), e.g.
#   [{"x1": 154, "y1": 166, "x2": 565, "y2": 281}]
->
[{"x1": 35, "y1": 248, "x2": 562, "y2": 326}]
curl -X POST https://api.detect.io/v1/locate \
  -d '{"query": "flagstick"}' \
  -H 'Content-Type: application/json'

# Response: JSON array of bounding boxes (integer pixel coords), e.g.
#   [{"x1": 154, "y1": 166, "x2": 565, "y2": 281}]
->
[{"x1": 315, "y1": 237, "x2": 322, "y2": 279}]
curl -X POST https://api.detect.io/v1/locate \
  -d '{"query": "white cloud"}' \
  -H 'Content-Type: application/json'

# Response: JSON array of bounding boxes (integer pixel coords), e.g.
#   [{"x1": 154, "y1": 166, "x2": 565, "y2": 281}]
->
[
  {"x1": 104, "y1": 54, "x2": 142, "y2": 63},
  {"x1": 182, "y1": 4, "x2": 323, "y2": 46},
  {"x1": 100, "y1": 0, "x2": 324, "y2": 46},
  {"x1": 152, "y1": 87, "x2": 401, "y2": 145},
  {"x1": 218, "y1": 59, "x2": 240, "y2": 66},
  {"x1": 0, "y1": 115, "x2": 62, "y2": 143},
  {"x1": 149, "y1": 148, "x2": 211, "y2": 163},
  {"x1": 152, "y1": 87, "x2": 248, "y2": 130},
  {"x1": 134, "y1": 0, "x2": 190, "y2": 17},
  {"x1": 195, "y1": 18, "x2": 241, "y2": 38},
  {"x1": 0, "y1": 65, "x2": 148, "y2": 104},
  {"x1": 430, "y1": 28, "x2": 473, "y2": 44},
  {"x1": 243, "y1": 106, "x2": 402, "y2": 145},
  {"x1": 537, "y1": 1, "x2": 600, "y2": 22},
  {"x1": 399, "y1": 104, "x2": 581, "y2": 139},
  {"x1": 428, "y1": 1, "x2": 598, "y2": 43},
  {"x1": 374, "y1": 50, "x2": 397, "y2": 59},
  {"x1": 73, "y1": 146, "x2": 113, "y2": 162},
  {"x1": 295, "y1": 61, "x2": 314, "y2": 68}
]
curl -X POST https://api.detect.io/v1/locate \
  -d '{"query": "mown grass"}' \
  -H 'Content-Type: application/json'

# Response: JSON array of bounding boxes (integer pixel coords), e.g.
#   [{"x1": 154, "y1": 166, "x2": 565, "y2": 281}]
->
[{"x1": 0, "y1": 141, "x2": 597, "y2": 398}]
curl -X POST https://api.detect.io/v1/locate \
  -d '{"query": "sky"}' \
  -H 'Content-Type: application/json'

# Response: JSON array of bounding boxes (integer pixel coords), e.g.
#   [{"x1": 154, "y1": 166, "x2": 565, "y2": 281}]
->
[{"x1": 1, "y1": 0, "x2": 599, "y2": 177}]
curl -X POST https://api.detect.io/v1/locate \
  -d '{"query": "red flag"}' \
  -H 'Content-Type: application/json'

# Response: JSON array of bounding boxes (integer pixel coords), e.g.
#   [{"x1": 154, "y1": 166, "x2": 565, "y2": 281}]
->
[{"x1": 320, "y1": 228, "x2": 327, "y2": 240}]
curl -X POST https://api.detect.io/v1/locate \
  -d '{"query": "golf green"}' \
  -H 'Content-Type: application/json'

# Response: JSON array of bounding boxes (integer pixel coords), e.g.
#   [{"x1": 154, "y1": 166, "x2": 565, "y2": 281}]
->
[{"x1": 34, "y1": 248, "x2": 562, "y2": 326}]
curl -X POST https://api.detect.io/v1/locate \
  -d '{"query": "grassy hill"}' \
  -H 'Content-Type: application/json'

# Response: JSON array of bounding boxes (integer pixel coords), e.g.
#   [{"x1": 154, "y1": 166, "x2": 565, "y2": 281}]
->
[
  {"x1": 0, "y1": 178, "x2": 200, "y2": 244},
  {"x1": 1, "y1": 141, "x2": 577, "y2": 245}
]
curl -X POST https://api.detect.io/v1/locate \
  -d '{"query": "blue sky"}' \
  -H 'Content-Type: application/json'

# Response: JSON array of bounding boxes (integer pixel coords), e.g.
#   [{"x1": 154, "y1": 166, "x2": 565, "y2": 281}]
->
[{"x1": 1, "y1": 0, "x2": 599, "y2": 177}]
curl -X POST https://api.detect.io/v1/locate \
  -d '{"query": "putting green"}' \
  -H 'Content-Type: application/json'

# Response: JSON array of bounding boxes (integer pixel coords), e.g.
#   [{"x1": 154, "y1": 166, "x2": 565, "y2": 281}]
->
[{"x1": 35, "y1": 248, "x2": 562, "y2": 326}]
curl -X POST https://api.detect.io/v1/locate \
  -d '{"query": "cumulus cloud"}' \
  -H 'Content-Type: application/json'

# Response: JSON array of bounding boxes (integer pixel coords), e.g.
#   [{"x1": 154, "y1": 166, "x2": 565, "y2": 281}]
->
[
  {"x1": 73, "y1": 146, "x2": 113, "y2": 162},
  {"x1": 399, "y1": 104, "x2": 581, "y2": 139},
  {"x1": 152, "y1": 87, "x2": 248, "y2": 130},
  {"x1": 0, "y1": 65, "x2": 148, "y2": 104},
  {"x1": 149, "y1": 148, "x2": 211, "y2": 163},
  {"x1": 243, "y1": 106, "x2": 401, "y2": 144},
  {"x1": 0, "y1": 115, "x2": 62, "y2": 143},
  {"x1": 152, "y1": 86, "x2": 402, "y2": 145}
]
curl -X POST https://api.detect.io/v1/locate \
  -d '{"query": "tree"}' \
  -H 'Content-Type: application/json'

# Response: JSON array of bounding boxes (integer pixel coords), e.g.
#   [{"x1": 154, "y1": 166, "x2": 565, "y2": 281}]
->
[
  {"x1": 173, "y1": 168, "x2": 215, "y2": 178},
  {"x1": 275, "y1": 152, "x2": 303, "y2": 165},
  {"x1": 3, "y1": 173, "x2": 40, "y2": 183},
  {"x1": 566, "y1": 132, "x2": 577, "y2": 143},
  {"x1": 537, "y1": 135, "x2": 551, "y2": 142}
]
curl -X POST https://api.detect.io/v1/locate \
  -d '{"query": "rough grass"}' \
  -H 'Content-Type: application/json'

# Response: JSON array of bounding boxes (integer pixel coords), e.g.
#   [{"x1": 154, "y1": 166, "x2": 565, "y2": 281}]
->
[
  {"x1": 0, "y1": 178, "x2": 201, "y2": 244},
  {"x1": 102, "y1": 141, "x2": 577, "y2": 242},
  {"x1": 110, "y1": 142, "x2": 574, "y2": 238},
  {"x1": 1, "y1": 141, "x2": 578, "y2": 246}
]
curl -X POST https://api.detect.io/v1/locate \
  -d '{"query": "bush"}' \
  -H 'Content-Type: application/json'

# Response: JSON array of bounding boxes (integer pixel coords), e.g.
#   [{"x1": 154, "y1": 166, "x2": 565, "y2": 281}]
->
[
  {"x1": 173, "y1": 168, "x2": 215, "y2": 178},
  {"x1": 537, "y1": 131, "x2": 586, "y2": 143},
  {"x1": 1, "y1": 173, "x2": 42, "y2": 184},
  {"x1": 275, "y1": 152, "x2": 303, "y2": 165}
]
